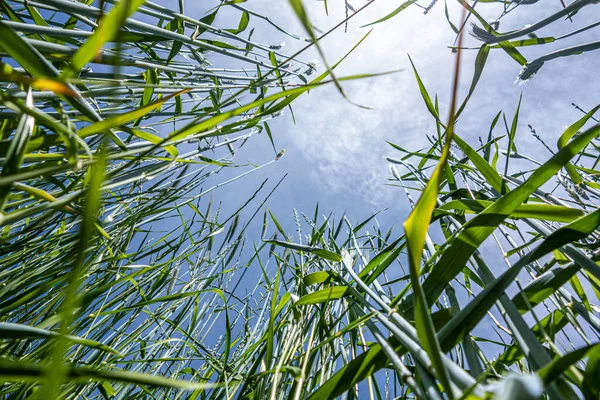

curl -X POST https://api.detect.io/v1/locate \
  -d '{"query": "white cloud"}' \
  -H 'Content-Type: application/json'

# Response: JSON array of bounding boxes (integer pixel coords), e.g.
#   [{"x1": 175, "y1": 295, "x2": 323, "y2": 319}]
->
[
  {"x1": 243, "y1": 1, "x2": 600, "y2": 207},
  {"x1": 190, "y1": 1, "x2": 600, "y2": 212}
]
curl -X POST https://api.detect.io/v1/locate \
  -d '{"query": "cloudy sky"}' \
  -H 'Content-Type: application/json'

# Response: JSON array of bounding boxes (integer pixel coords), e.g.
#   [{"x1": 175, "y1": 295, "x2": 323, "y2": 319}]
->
[{"x1": 181, "y1": 0, "x2": 600, "y2": 233}]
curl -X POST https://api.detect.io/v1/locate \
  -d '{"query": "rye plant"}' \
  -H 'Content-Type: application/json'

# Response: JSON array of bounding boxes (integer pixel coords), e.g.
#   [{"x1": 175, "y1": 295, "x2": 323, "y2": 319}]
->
[{"x1": 0, "y1": 0, "x2": 599, "y2": 399}]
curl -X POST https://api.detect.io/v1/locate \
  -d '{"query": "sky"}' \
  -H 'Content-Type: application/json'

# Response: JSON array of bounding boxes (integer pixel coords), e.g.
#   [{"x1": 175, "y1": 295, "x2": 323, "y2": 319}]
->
[
  {"x1": 178, "y1": 1, "x2": 600, "y2": 351},
  {"x1": 182, "y1": 0, "x2": 600, "y2": 234},
  {"x1": 147, "y1": 0, "x2": 600, "y2": 358}
]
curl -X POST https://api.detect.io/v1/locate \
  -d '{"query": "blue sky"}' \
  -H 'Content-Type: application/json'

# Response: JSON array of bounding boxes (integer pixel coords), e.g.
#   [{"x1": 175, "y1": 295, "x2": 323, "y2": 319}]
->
[
  {"x1": 117, "y1": 0, "x2": 600, "y2": 362},
  {"x1": 175, "y1": 1, "x2": 600, "y2": 356},
  {"x1": 185, "y1": 0, "x2": 600, "y2": 237}
]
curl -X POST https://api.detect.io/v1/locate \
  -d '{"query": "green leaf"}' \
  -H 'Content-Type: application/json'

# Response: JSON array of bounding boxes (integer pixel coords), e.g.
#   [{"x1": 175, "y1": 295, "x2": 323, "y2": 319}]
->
[
  {"x1": 538, "y1": 343, "x2": 600, "y2": 387},
  {"x1": 264, "y1": 239, "x2": 342, "y2": 262},
  {"x1": 0, "y1": 20, "x2": 98, "y2": 120},
  {"x1": 64, "y1": 0, "x2": 146, "y2": 77},
  {"x1": 358, "y1": 237, "x2": 404, "y2": 285},
  {"x1": 307, "y1": 336, "x2": 405, "y2": 400},
  {"x1": 303, "y1": 271, "x2": 331, "y2": 286},
  {"x1": 97, "y1": 291, "x2": 204, "y2": 316},
  {"x1": 498, "y1": 40, "x2": 528, "y2": 66},
  {"x1": 0, "y1": 360, "x2": 216, "y2": 389},
  {"x1": 0, "y1": 88, "x2": 34, "y2": 211},
  {"x1": 0, "y1": 323, "x2": 121, "y2": 356},
  {"x1": 557, "y1": 104, "x2": 600, "y2": 185},
  {"x1": 455, "y1": 44, "x2": 490, "y2": 118},
  {"x1": 266, "y1": 265, "x2": 281, "y2": 368},
  {"x1": 511, "y1": 264, "x2": 579, "y2": 312},
  {"x1": 495, "y1": 309, "x2": 570, "y2": 366},
  {"x1": 79, "y1": 89, "x2": 190, "y2": 139},
  {"x1": 0, "y1": 20, "x2": 57, "y2": 79},
  {"x1": 293, "y1": 287, "x2": 350, "y2": 306},
  {"x1": 437, "y1": 199, "x2": 583, "y2": 223},
  {"x1": 408, "y1": 55, "x2": 440, "y2": 122},
  {"x1": 453, "y1": 134, "x2": 504, "y2": 192},
  {"x1": 361, "y1": 0, "x2": 417, "y2": 27}
]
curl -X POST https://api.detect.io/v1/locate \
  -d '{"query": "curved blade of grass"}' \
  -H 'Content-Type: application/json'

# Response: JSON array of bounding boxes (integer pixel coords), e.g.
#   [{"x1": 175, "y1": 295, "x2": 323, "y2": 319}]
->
[
  {"x1": 438, "y1": 199, "x2": 584, "y2": 223},
  {"x1": 293, "y1": 287, "x2": 350, "y2": 306},
  {"x1": 287, "y1": 0, "x2": 347, "y2": 102},
  {"x1": 264, "y1": 239, "x2": 342, "y2": 262},
  {"x1": 44, "y1": 144, "x2": 107, "y2": 399},
  {"x1": 0, "y1": 360, "x2": 217, "y2": 390},
  {"x1": 96, "y1": 290, "x2": 206, "y2": 316},
  {"x1": 0, "y1": 20, "x2": 99, "y2": 121},
  {"x1": 453, "y1": 133, "x2": 503, "y2": 191},
  {"x1": 0, "y1": 323, "x2": 121, "y2": 356},
  {"x1": 63, "y1": 0, "x2": 146, "y2": 78},
  {"x1": 511, "y1": 264, "x2": 579, "y2": 312},
  {"x1": 455, "y1": 44, "x2": 490, "y2": 118},
  {"x1": 360, "y1": 0, "x2": 417, "y2": 28},
  {"x1": 79, "y1": 89, "x2": 190, "y2": 138},
  {"x1": 303, "y1": 271, "x2": 331, "y2": 286},
  {"x1": 306, "y1": 336, "x2": 405, "y2": 400},
  {"x1": 358, "y1": 237, "x2": 404, "y2": 285},
  {"x1": 538, "y1": 343, "x2": 600, "y2": 390}
]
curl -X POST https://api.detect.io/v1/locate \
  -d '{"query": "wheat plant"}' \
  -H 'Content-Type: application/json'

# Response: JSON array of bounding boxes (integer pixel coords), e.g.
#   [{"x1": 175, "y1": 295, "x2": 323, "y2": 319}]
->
[{"x1": 1, "y1": 0, "x2": 600, "y2": 399}]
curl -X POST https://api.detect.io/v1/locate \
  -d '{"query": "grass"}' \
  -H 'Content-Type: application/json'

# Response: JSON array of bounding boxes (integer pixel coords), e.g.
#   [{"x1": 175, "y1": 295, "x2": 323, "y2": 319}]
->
[{"x1": 1, "y1": 0, "x2": 600, "y2": 399}]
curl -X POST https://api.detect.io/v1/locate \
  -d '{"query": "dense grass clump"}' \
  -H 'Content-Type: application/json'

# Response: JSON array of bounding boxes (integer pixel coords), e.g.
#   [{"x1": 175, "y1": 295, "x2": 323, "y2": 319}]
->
[{"x1": 0, "y1": 0, "x2": 599, "y2": 399}]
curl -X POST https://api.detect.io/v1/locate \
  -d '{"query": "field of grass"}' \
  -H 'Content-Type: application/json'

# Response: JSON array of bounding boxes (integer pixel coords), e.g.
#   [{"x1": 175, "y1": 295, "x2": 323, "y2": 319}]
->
[{"x1": 0, "y1": 0, "x2": 599, "y2": 399}]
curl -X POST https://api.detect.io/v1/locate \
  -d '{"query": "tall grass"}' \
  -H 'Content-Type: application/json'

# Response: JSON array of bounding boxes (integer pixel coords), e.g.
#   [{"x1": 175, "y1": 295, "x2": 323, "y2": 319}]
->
[{"x1": 1, "y1": 0, "x2": 599, "y2": 399}]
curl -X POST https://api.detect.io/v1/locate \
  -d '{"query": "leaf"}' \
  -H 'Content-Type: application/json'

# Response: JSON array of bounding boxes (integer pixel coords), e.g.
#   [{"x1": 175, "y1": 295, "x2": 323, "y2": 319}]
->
[
  {"x1": 0, "y1": 20, "x2": 98, "y2": 121},
  {"x1": 498, "y1": 40, "x2": 528, "y2": 66},
  {"x1": 125, "y1": 128, "x2": 178, "y2": 158},
  {"x1": 226, "y1": 11, "x2": 250, "y2": 34},
  {"x1": 266, "y1": 265, "x2": 281, "y2": 368},
  {"x1": 401, "y1": 24, "x2": 469, "y2": 398},
  {"x1": 437, "y1": 199, "x2": 583, "y2": 223},
  {"x1": 79, "y1": 89, "x2": 190, "y2": 139},
  {"x1": 361, "y1": 0, "x2": 417, "y2": 27},
  {"x1": 262, "y1": 30, "x2": 373, "y2": 116},
  {"x1": 538, "y1": 343, "x2": 600, "y2": 387},
  {"x1": 453, "y1": 134, "x2": 504, "y2": 192},
  {"x1": 408, "y1": 55, "x2": 440, "y2": 122},
  {"x1": 496, "y1": 309, "x2": 570, "y2": 366},
  {"x1": 303, "y1": 271, "x2": 331, "y2": 286},
  {"x1": 264, "y1": 239, "x2": 342, "y2": 262},
  {"x1": 511, "y1": 264, "x2": 579, "y2": 312},
  {"x1": 307, "y1": 336, "x2": 405, "y2": 400},
  {"x1": 584, "y1": 347, "x2": 600, "y2": 394},
  {"x1": 287, "y1": 0, "x2": 348, "y2": 100},
  {"x1": 64, "y1": 0, "x2": 146, "y2": 77},
  {"x1": 97, "y1": 291, "x2": 204, "y2": 316},
  {"x1": 166, "y1": 18, "x2": 184, "y2": 63},
  {"x1": 0, "y1": 323, "x2": 121, "y2": 356},
  {"x1": 293, "y1": 287, "x2": 350, "y2": 306},
  {"x1": 0, "y1": 360, "x2": 216, "y2": 389},
  {"x1": 0, "y1": 88, "x2": 34, "y2": 212},
  {"x1": 455, "y1": 44, "x2": 490, "y2": 118},
  {"x1": 0, "y1": 63, "x2": 75, "y2": 96},
  {"x1": 0, "y1": 21, "x2": 58, "y2": 79},
  {"x1": 357, "y1": 237, "x2": 404, "y2": 285},
  {"x1": 557, "y1": 104, "x2": 600, "y2": 185}
]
